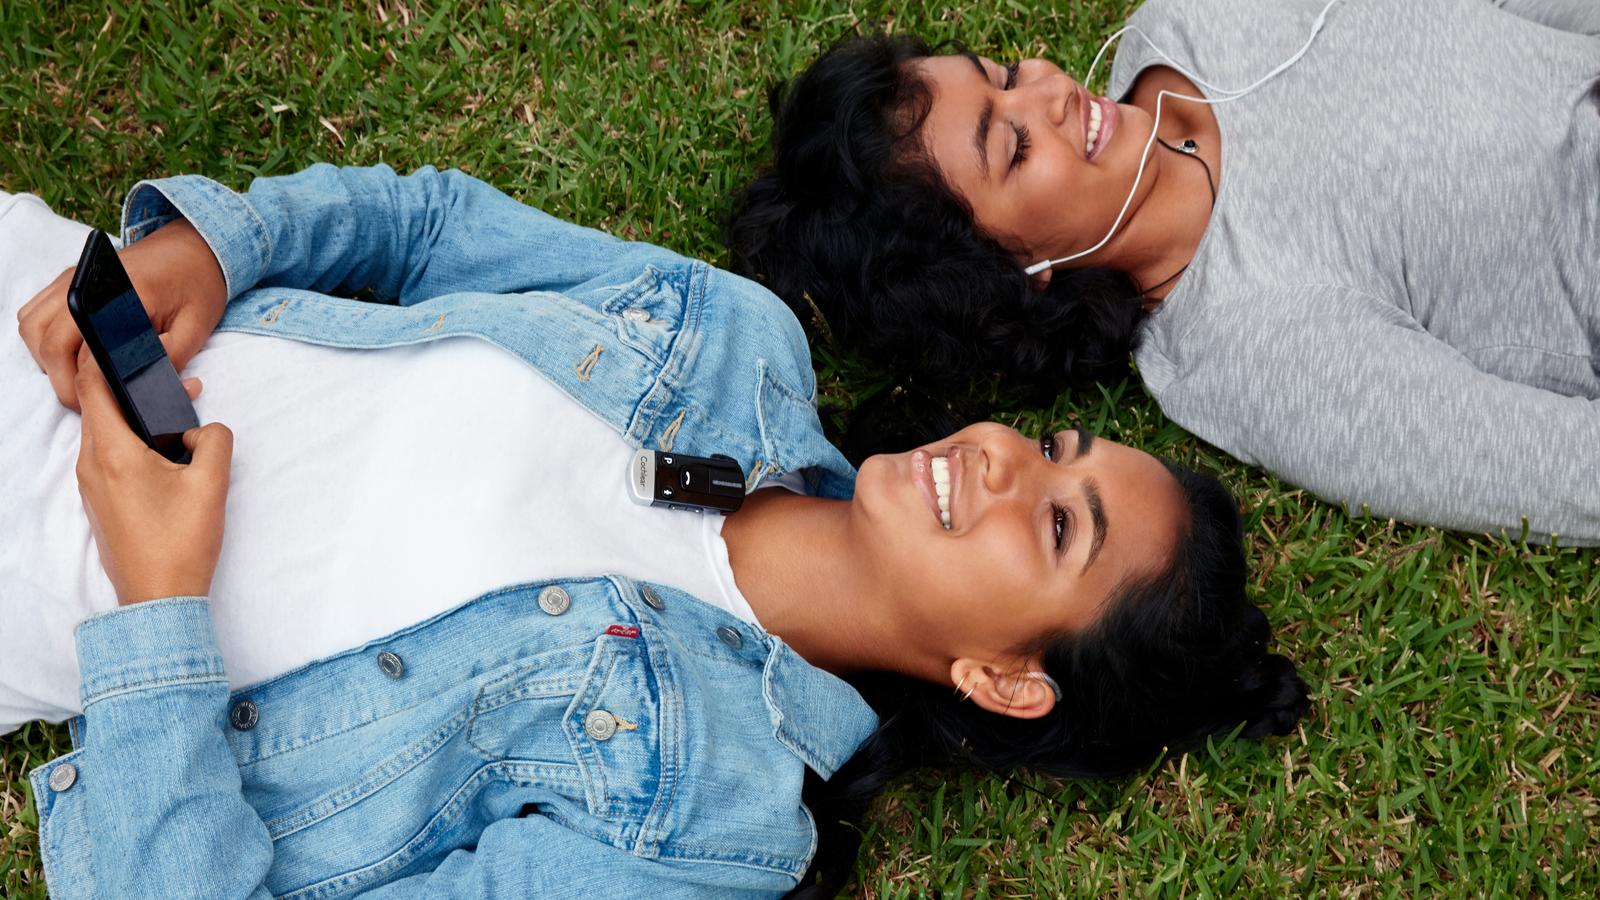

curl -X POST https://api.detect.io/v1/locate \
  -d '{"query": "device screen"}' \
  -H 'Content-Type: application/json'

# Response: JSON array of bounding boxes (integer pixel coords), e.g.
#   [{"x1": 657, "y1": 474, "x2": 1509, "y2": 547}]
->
[{"x1": 71, "y1": 232, "x2": 199, "y2": 462}]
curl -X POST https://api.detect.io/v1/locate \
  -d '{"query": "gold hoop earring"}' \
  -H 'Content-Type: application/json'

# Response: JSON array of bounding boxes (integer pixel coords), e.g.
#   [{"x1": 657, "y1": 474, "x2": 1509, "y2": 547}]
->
[{"x1": 953, "y1": 672, "x2": 975, "y2": 702}]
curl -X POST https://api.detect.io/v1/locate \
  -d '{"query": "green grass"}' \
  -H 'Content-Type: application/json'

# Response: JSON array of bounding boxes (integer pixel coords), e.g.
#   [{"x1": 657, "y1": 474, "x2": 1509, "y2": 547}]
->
[{"x1": 2, "y1": 1, "x2": 1597, "y2": 897}]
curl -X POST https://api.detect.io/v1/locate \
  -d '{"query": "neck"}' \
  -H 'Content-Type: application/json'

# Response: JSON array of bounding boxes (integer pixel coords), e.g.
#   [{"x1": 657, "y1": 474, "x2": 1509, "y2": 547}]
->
[
  {"x1": 1098, "y1": 138, "x2": 1215, "y2": 302},
  {"x1": 719, "y1": 490, "x2": 945, "y2": 682}
]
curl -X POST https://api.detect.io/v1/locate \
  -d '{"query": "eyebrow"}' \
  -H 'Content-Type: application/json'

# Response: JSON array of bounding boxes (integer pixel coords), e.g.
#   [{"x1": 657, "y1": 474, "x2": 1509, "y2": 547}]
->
[
  {"x1": 1073, "y1": 427, "x2": 1094, "y2": 460},
  {"x1": 963, "y1": 53, "x2": 993, "y2": 179},
  {"x1": 1082, "y1": 478, "x2": 1107, "y2": 573}
]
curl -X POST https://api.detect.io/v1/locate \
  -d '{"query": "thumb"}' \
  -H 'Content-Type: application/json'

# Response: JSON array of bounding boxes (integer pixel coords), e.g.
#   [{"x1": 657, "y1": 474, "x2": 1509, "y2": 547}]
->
[{"x1": 183, "y1": 422, "x2": 234, "y2": 475}]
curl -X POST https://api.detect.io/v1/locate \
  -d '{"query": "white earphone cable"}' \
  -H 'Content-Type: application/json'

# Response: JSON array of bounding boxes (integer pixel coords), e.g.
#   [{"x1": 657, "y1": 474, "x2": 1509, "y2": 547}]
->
[{"x1": 1024, "y1": 0, "x2": 1345, "y2": 277}]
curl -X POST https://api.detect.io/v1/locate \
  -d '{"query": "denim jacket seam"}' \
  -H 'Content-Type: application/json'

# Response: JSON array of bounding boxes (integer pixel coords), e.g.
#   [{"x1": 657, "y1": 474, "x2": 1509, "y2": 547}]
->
[
  {"x1": 81, "y1": 672, "x2": 228, "y2": 708},
  {"x1": 646, "y1": 657, "x2": 681, "y2": 852},
  {"x1": 276, "y1": 763, "x2": 499, "y2": 900},
  {"x1": 264, "y1": 707, "x2": 473, "y2": 839},
  {"x1": 247, "y1": 635, "x2": 599, "y2": 766}
]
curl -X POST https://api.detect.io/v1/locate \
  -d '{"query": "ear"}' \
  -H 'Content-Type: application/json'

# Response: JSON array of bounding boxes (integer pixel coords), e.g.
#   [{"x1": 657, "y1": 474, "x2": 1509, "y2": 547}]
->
[
  {"x1": 1029, "y1": 265, "x2": 1053, "y2": 292},
  {"x1": 949, "y1": 658, "x2": 1057, "y2": 720}
]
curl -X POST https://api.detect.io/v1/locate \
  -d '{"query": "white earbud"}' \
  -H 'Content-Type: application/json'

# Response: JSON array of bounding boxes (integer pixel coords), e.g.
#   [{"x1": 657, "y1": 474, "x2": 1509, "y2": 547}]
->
[{"x1": 1024, "y1": 0, "x2": 1346, "y2": 277}]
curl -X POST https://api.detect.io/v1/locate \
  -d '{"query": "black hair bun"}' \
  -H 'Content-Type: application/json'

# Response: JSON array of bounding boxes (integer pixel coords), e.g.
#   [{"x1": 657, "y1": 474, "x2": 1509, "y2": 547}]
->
[{"x1": 1238, "y1": 653, "x2": 1311, "y2": 738}]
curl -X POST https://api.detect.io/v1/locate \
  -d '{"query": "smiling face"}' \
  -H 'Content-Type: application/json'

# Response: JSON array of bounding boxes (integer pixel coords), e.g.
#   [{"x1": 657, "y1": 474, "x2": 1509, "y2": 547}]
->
[
  {"x1": 908, "y1": 53, "x2": 1167, "y2": 271},
  {"x1": 850, "y1": 421, "x2": 1187, "y2": 663}
]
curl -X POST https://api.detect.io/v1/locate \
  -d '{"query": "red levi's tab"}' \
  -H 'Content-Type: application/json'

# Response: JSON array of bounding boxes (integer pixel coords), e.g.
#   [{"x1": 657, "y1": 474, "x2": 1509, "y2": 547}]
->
[{"x1": 604, "y1": 625, "x2": 641, "y2": 638}]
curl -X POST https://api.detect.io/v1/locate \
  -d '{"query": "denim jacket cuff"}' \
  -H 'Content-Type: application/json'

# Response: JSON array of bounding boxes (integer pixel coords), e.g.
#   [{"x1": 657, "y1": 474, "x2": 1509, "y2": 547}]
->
[
  {"x1": 75, "y1": 596, "x2": 228, "y2": 708},
  {"x1": 120, "y1": 175, "x2": 273, "y2": 302}
]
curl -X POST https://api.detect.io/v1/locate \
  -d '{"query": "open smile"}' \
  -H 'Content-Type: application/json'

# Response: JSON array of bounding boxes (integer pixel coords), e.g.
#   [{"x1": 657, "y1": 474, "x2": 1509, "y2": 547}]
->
[{"x1": 912, "y1": 447, "x2": 961, "y2": 530}]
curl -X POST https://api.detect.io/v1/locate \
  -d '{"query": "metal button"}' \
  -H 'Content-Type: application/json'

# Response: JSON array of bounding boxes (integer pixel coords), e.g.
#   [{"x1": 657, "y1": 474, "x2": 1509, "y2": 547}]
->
[
  {"x1": 47, "y1": 763, "x2": 77, "y2": 793},
  {"x1": 538, "y1": 586, "x2": 571, "y2": 616},
  {"x1": 622, "y1": 308, "x2": 650, "y2": 322},
  {"x1": 641, "y1": 586, "x2": 666, "y2": 611},
  {"x1": 229, "y1": 700, "x2": 259, "y2": 731},
  {"x1": 584, "y1": 710, "x2": 618, "y2": 741},
  {"x1": 377, "y1": 651, "x2": 405, "y2": 679},
  {"x1": 716, "y1": 626, "x2": 744, "y2": 650}
]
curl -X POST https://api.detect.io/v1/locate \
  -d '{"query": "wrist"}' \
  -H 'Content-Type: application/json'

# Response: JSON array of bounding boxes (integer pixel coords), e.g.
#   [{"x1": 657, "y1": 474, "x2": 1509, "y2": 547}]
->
[{"x1": 116, "y1": 576, "x2": 214, "y2": 607}]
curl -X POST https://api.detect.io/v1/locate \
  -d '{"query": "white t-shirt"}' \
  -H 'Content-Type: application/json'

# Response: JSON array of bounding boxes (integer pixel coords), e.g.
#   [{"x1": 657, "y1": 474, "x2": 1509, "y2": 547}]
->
[{"x1": 0, "y1": 193, "x2": 760, "y2": 732}]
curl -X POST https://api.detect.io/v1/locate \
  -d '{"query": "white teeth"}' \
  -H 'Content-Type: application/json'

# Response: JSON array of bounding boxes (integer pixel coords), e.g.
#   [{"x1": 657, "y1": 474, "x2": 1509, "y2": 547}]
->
[
  {"x1": 1086, "y1": 100, "x2": 1103, "y2": 157},
  {"x1": 931, "y1": 456, "x2": 952, "y2": 530}
]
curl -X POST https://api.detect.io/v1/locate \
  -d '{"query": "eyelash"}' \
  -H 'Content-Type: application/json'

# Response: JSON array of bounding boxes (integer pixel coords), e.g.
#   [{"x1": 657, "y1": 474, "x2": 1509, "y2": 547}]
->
[
  {"x1": 1001, "y1": 62, "x2": 1030, "y2": 171},
  {"x1": 1010, "y1": 124, "x2": 1032, "y2": 171},
  {"x1": 1040, "y1": 433, "x2": 1069, "y2": 552}
]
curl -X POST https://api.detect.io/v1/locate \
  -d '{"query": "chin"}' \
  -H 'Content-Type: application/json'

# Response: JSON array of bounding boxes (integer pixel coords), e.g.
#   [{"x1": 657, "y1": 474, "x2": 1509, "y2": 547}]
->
[{"x1": 849, "y1": 453, "x2": 903, "y2": 526}]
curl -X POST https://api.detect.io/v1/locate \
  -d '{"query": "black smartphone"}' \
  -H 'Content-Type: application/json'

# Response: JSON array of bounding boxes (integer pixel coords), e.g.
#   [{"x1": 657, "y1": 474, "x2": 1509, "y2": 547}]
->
[
  {"x1": 627, "y1": 449, "x2": 746, "y2": 514},
  {"x1": 66, "y1": 229, "x2": 200, "y2": 464}
]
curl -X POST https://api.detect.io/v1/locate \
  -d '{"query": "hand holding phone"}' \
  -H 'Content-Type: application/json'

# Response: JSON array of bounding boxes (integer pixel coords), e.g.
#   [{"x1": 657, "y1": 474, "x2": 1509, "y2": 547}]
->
[
  {"x1": 66, "y1": 230, "x2": 201, "y2": 463},
  {"x1": 17, "y1": 217, "x2": 226, "y2": 410},
  {"x1": 74, "y1": 359, "x2": 233, "y2": 606}
]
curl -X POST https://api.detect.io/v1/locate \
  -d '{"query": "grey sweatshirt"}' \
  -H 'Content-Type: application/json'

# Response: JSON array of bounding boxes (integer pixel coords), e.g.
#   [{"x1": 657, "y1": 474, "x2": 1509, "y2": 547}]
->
[{"x1": 1109, "y1": 0, "x2": 1600, "y2": 544}]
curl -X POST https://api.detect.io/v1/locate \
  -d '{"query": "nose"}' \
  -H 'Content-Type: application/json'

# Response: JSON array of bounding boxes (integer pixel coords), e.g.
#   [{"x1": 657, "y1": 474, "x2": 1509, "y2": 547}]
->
[
  {"x1": 1015, "y1": 59, "x2": 1075, "y2": 129},
  {"x1": 977, "y1": 424, "x2": 1038, "y2": 497}
]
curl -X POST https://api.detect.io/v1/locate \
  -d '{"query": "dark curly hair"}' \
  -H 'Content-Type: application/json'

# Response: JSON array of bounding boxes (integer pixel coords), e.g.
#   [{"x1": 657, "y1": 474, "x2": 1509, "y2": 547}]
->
[{"x1": 726, "y1": 32, "x2": 1148, "y2": 396}]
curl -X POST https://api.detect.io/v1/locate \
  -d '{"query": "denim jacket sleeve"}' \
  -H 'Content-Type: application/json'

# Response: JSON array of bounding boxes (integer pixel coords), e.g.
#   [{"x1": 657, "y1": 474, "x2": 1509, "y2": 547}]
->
[
  {"x1": 68, "y1": 597, "x2": 275, "y2": 899},
  {"x1": 69, "y1": 596, "x2": 796, "y2": 899},
  {"x1": 119, "y1": 163, "x2": 678, "y2": 306}
]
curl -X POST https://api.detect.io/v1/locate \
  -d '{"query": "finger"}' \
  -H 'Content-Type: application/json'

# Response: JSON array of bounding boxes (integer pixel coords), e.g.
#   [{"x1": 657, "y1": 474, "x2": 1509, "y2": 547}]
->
[
  {"x1": 182, "y1": 377, "x2": 204, "y2": 401},
  {"x1": 183, "y1": 422, "x2": 234, "y2": 478},
  {"x1": 73, "y1": 361, "x2": 140, "y2": 450},
  {"x1": 40, "y1": 319, "x2": 87, "y2": 410},
  {"x1": 159, "y1": 318, "x2": 211, "y2": 374},
  {"x1": 16, "y1": 268, "x2": 69, "y2": 331}
]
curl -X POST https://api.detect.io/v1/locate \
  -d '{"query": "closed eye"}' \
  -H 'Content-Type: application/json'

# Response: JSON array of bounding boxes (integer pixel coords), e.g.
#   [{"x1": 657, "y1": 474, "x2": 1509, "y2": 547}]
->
[
  {"x1": 1040, "y1": 432, "x2": 1072, "y2": 554},
  {"x1": 1010, "y1": 124, "x2": 1031, "y2": 171}
]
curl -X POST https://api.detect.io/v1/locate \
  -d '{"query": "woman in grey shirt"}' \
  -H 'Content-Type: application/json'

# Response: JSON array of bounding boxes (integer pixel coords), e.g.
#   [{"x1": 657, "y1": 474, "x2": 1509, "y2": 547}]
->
[{"x1": 728, "y1": 0, "x2": 1600, "y2": 544}]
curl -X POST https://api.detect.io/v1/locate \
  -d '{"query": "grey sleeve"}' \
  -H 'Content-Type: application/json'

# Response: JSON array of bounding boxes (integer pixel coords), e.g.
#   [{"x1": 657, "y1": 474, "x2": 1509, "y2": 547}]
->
[
  {"x1": 1485, "y1": 0, "x2": 1600, "y2": 34},
  {"x1": 1146, "y1": 286, "x2": 1600, "y2": 545}
]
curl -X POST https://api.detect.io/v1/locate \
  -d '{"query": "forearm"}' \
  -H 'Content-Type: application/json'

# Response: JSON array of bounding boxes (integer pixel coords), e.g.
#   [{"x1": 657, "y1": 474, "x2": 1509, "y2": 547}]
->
[
  {"x1": 121, "y1": 163, "x2": 464, "y2": 304},
  {"x1": 1157, "y1": 294, "x2": 1600, "y2": 546},
  {"x1": 72, "y1": 597, "x2": 275, "y2": 899},
  {"x1": 120, "y1": 162, "x2": 668, "y2": 307}
]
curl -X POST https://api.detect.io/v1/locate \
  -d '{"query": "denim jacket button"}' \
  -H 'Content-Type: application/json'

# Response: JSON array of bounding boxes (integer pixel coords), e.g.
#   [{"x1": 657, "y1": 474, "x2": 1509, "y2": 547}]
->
[
  {"x1": 47, "y1": 763, "x2": 77, "y2": 793},
  {"x1": 716, "y1": 626, "x2": 744, "y2": 650},
  {"x1": 230, "y1": 700, "x2": 259, "y2": 731},
  {"x1": 377, "y1": 651, "x2": 405, "y2": 679},
  {"x1": 641, "y1": 586, "x2": 666, "y2": 611},
  {"x1": 622, "y1": 307, "x2": 650, "y2": 322},
  {"x1": 584, "y1": 710, "x2": 618, "y2": 741},
  {"x1": 538, "y1": 586, "x2": 571, "y2": 616}
]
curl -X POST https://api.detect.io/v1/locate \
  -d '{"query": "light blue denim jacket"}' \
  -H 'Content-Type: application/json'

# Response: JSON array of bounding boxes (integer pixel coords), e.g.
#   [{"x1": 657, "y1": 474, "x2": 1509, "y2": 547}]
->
[{"x1": 29, "y1": 164, "x2": 877, "y2": 899}]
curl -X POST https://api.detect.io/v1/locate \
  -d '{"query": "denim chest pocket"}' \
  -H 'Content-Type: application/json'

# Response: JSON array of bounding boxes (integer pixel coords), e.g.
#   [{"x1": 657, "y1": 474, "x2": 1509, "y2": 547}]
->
[
  {"x1": 596, "y1": 265, "x2": 685, "y2": 364},
  {"x1": 468, "y1": 633, "x2": 663, "y2": 821}
]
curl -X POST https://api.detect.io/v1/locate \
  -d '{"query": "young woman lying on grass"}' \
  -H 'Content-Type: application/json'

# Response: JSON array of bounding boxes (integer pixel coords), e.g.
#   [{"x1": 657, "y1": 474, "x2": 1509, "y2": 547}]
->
[
  {"x1": 727, "y1": 0, "x2": 1600, "y2": 546},
  {"x1": 2, "y1": 166, "x2": 1306, "y2": 899}
]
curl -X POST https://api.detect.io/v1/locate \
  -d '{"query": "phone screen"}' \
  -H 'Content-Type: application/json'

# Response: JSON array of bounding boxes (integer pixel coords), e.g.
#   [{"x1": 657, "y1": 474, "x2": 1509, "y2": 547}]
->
[{"x1": 69, "y1": 231, "x2": 199, "y2": 462}]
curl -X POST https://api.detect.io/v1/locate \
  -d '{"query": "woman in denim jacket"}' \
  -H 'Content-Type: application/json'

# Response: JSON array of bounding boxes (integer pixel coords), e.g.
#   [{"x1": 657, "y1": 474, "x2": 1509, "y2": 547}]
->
[{"x1": 7, "y1": 164, "x2": 1306, "y2": 899}]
